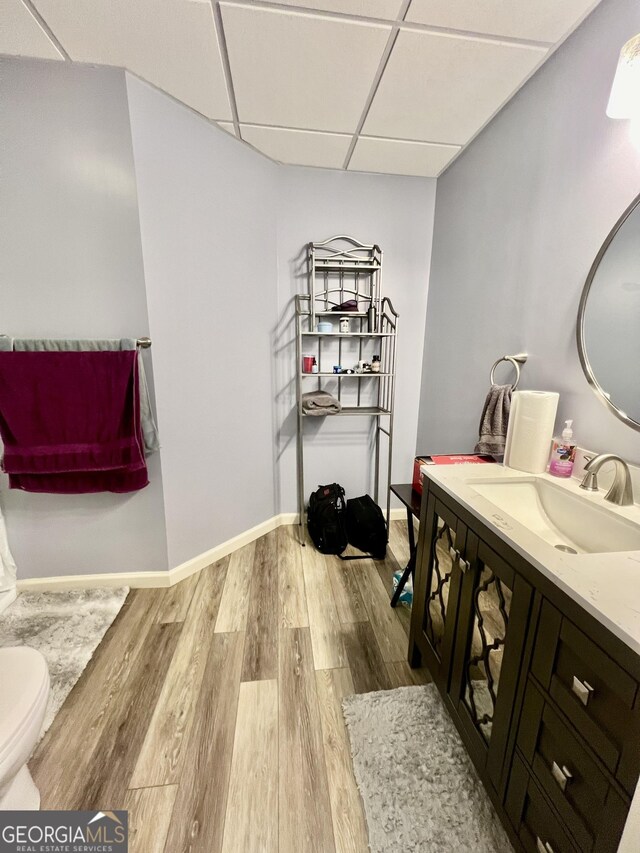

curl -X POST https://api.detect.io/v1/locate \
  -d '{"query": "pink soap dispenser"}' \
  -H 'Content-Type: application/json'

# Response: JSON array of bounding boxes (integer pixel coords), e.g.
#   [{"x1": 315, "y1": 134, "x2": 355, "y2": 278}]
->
[{"x1": 549, "y1": 420, "x2": 577, "y2": 478}]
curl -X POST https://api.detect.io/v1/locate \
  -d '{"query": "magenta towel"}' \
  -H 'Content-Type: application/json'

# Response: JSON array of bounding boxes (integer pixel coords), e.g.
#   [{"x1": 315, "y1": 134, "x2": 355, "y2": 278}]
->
[{"x1": 0, "y1": 351, "x2": 148, "y2": 493}]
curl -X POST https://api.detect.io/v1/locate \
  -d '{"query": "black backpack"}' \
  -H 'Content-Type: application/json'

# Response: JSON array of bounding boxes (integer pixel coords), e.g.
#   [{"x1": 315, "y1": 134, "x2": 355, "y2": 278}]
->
[
  {"x1": 307, "y1": 483, "x2": 348, "y2": 555},
  {"x1": 342, "y1": 494, "x2": 387, "y2": 560}
]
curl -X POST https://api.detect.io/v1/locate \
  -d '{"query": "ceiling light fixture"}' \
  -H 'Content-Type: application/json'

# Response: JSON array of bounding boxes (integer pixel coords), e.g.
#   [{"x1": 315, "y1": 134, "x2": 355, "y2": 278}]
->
[{"x1": 607, "y1": 33, "x2": 640, "y2": 119}]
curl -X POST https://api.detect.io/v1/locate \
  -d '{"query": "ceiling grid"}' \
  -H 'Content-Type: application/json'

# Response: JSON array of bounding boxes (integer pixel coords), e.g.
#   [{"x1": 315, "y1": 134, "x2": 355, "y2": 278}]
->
[
  {"x1": 341, "y1": 0, "x2": 412, "y2": 170},
  {"x1": 1, "y1": 0, "x2": 603, "y2": 177}
]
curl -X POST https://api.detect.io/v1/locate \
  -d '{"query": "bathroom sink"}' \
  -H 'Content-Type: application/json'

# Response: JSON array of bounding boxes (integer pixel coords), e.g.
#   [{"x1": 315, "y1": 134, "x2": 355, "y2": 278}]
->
[{"x1": 469, "y1": 477, "x2": 640, "y2": 555}]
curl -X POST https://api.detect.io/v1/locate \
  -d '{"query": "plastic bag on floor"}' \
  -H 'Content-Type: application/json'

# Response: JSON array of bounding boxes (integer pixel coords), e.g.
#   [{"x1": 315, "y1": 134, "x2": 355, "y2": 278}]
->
[{"x1": 392, "y1": 570, "x2": 413, "y2": 606}]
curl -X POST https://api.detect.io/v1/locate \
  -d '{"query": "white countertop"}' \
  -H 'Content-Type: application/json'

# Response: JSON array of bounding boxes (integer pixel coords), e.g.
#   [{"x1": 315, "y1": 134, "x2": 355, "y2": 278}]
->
[{"x1": 421, "y1": 462, "x2": 640, "y2": 657}]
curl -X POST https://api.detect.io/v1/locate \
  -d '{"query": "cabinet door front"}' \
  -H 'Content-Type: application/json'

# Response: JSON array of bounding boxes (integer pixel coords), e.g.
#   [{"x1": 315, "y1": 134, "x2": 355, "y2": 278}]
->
[
  {"x1": 451, "y1": 535, "x2": 532, "y2": 787},
  {"x1": 416, "y1": 495, "x2": 466, "y2": 686}
]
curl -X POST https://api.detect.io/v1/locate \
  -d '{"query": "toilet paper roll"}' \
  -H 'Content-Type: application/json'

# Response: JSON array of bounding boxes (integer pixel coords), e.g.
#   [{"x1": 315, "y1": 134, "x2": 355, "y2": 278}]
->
[{"x1": 504, "y1": 390, "x2": 559, "y2": 474}]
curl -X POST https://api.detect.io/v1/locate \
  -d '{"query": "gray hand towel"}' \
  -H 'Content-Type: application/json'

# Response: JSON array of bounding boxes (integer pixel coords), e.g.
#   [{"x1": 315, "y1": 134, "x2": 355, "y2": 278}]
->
[
  {"x1": 301, "y1": 390, "x2": 342, "y2": 416},
  {"x1": 474, "y1": 384, "x2": 512, "y2": 456},
  {"x1": 0, "y1": 336, "x2": 160, "y2": 455}
]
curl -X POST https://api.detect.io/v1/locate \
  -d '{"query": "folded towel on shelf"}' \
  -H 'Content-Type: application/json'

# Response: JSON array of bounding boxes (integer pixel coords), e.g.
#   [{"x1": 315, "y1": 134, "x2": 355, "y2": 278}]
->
[
  {"x1": 474, "y1": 384, "x2": 512, "y2": 456},
  {"x1": 0, "y1": 336, "x2": 160, "y2": 455},
  {"x1": 0, "y1": 350, "x2": 148, "y2": 493},
  {"x1": 330, "y1": 299, "x2": 358, "y2": 312},
  {"x1": 301, "y1": 390, "x2": 342, "y2": 416}
]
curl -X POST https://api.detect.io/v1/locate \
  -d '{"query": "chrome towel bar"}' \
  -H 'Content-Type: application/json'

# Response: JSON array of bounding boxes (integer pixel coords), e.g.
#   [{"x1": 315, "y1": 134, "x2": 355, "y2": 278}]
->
[{"x1": 0, "y1": 335, "x2": 152, "y2": 349}]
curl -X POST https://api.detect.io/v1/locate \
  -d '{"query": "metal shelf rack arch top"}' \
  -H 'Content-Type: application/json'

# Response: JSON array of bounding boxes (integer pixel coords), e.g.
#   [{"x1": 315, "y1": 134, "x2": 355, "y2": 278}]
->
[{"x1": 308, "y1": 236, "x2": 383, "y2": 332}]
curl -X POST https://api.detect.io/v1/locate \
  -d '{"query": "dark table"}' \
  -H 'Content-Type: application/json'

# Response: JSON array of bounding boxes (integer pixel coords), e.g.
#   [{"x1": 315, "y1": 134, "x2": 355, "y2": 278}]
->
[{"x1": 389, "y1": 483, "x2": 422, "y2": 608}]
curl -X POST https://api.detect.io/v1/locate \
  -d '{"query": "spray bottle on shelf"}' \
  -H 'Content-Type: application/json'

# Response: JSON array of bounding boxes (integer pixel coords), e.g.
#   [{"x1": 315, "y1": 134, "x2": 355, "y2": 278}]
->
[{"x1": 548, "y1": 419, "x2": 577, "y2": 478}]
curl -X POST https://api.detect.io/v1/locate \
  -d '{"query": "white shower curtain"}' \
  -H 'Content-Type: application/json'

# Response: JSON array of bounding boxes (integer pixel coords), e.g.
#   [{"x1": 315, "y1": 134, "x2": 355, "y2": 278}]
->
[{"x1": 0, "y1": 502, "x2": 17, "y2": 592}]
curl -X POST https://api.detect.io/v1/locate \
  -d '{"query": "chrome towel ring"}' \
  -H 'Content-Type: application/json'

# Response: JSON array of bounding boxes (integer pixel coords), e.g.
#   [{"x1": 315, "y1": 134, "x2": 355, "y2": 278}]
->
[{"x1": 490, "y1": 353, "x2": 528, "y2": 390}]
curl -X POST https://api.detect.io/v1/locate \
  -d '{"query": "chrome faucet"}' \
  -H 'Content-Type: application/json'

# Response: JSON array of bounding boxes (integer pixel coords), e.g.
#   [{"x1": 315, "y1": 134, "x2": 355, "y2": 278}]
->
[{"x1": 579, "y1": 454, "x2": 634, "y2": 506}]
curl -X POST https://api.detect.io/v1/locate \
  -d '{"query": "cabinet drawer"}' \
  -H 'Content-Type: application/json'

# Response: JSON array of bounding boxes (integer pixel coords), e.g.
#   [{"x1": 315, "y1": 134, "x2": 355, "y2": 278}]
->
[
  {"x1": 506, "y1": 753, "x2": 577, "y2": 853},
  {"x1": 532, "y1": 602, "x2": 640, "y2": 795},
  {"x1": 517, "y1": 680, "x2": 628, "y2": 852}
]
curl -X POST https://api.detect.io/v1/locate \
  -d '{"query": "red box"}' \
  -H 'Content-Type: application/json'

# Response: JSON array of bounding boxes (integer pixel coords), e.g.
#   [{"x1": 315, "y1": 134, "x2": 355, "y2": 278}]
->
[
  {"x1": 412, "y1": 454, "x2": 495, "y2": 494},
  {"x1": 412, "y1": 456, "x2": 431, "y2": 495}
]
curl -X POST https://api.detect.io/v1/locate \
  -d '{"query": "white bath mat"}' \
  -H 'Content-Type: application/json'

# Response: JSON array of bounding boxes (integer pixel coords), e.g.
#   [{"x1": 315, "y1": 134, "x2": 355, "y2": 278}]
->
[{"x1": 0, "y1": 587, "x2": 128, "y2": 735}]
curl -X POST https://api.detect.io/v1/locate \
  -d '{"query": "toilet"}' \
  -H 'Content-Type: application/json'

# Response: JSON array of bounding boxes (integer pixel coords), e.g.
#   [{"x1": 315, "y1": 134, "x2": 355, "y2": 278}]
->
[{"x1": 0, "y1": 647, "x2": 50, "y2": 810}]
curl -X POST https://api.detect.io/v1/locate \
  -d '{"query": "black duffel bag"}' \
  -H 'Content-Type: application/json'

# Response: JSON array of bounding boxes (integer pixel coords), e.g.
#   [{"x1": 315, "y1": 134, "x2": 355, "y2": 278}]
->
[{"x1": 341, "y1": 494, "x2": 387, "y2": 560}]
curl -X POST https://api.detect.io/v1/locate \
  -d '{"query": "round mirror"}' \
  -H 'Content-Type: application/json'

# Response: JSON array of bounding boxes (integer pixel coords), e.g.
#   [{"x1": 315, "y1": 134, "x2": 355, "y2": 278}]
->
[{"x1": 577, "y1": 192, "x2": 640, "y2": 431}]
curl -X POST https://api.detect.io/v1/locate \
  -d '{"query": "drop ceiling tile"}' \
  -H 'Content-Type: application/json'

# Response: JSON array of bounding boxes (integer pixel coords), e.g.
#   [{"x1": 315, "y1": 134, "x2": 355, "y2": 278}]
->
[
  {"x1": 241, "y1": 125, "x2": 351, "y2": 167},
  {"x1": 405, "y1": 0, "x2": 601, "y2": 44},
  {"x1": 220, "y1": 4, "x2": 391, "y2": 133},
  {"x1": 264, "y1": 0, "x2": 404, "y2": 19},
  {"x1": 31, "y1": 0, "x2": 232, "y2": 120},
  {"x1": 363, "y1": 29, "x2": 547, "y2": 144},
  {"x1": 349, "y1": 136, "x2": 459, "y2": 177},
  {"x1": 217, "y1": 121, "x2": 237, "y2": 136},
  {"x1": 0, "y1": 0, "x2": 63, "y2": 60}
]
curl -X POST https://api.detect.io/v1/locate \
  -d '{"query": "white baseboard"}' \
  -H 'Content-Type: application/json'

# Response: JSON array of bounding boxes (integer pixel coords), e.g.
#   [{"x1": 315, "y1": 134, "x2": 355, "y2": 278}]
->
[
  {"x1": 389, "y1": 507, "x2": 408, "y2": 521},
  {"x1": 17, "y1": 570, "x2": 172, "y2": 593},
  {"x1": 168, "y1": 512, "x2": 298, "y2": 586},
  {"x1": 16, "y1": 507, "x2": 410, "y2": 593},
  {"x1": 16, "y1": 512, "x2": 302, "y2": 593}
]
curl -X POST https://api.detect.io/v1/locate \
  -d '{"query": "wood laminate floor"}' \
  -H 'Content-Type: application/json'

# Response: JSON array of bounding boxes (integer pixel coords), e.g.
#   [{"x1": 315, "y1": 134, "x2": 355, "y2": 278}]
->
[{"x1": 30, "y1": 521, "x2": 430, "y2": 853}]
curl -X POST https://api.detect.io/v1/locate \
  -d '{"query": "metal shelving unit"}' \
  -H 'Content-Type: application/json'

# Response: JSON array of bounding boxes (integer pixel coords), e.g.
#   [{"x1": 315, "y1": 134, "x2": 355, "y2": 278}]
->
[{"x1": 295, "y1": 236, "x2": 398, "y2": 544}]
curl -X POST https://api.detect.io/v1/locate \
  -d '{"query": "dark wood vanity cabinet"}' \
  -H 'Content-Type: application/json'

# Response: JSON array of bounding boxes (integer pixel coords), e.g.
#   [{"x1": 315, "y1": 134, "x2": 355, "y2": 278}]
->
[{"x1": 410, "y1": 481, "x2": 640, "y2": 853}]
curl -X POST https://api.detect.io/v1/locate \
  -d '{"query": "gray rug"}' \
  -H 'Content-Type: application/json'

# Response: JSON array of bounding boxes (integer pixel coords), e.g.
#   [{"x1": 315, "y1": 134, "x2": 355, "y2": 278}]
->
[
  {"x1": 343, "y1": 684, "x2": 513, "y2": 853},
  {"x1": 0, "y1": 588, "x2": 129, "y2": 735}
]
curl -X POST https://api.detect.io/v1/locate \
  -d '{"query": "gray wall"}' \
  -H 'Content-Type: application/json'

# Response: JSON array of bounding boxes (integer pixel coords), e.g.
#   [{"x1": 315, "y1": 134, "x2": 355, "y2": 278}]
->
[
  {"x1": 6, "y1": 0, "x2": 636, "y2": 581},
  {"x1": 0, "y1": 58, "x2": 434, "y2": 579},
  {"x1": 0, "y1": 58, "x2": 169, "y2": 579},
  {"x1": 417, "y1": 0, "x2": 640, "y2": 462},
  {"x1": 126, "y1": 74, "x2": 280, "y2": 568},
  {"x1": 275, "y1": 168, "x2": 436, "y2": 513}
]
